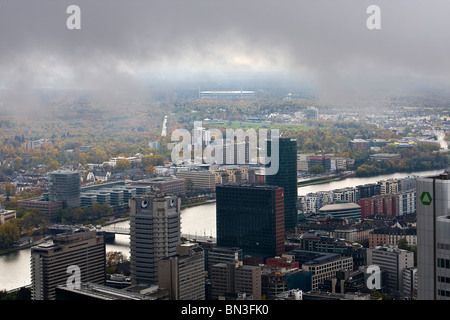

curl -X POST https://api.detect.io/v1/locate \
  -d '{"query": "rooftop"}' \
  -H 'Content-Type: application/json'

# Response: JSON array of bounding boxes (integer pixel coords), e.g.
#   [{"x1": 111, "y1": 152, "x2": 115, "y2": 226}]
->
[{"x1": 319, "y1": 203, "x2": 361, "y2": 211}]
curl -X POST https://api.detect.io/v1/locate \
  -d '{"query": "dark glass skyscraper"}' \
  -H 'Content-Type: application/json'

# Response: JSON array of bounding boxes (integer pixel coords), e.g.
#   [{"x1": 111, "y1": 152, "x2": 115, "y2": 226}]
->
[
  {"x1": 265, "y1": 137, "x2": 298, "y2": 230},
  {"x1": 48, "y1": 170, "x2": 81, "y2": 209},
  {"x1": 216, "y1": 184, "x2": 285, "y2": 259}
]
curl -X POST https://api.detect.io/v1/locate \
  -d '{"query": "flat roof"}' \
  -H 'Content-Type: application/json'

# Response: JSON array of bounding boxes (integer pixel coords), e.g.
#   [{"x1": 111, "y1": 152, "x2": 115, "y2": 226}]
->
[{"x1": 320, "y1": 203, "x2": 361, "y2": 211}]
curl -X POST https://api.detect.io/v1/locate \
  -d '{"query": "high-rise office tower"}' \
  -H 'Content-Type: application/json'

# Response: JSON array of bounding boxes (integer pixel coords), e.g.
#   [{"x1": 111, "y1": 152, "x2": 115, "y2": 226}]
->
[
  {"x1": 417, "y1": 171, "x2": 450, "y2": 300},
  {"x1": 130, "y1": 193, "x2": 181, "y2": 286},
  {"x1": 216, "y1": 184, "x2": 285, "y2": 259},
  {"x1": 30, "y1": 230, "x2": 106, "y2": 300},
  {"x1": 158, "y1": 243, "x2": 205, "y2": 300},
  {"x1": 266, "y1": 137, "x2": 298, "y2": 230},
  {"x1": 48, "y1": 170, "x2": 81, "y2": 209}
]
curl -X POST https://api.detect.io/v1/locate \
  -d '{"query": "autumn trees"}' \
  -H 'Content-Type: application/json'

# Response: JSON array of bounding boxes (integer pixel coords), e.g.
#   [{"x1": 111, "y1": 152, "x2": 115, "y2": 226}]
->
[{"x1": 0, "y1": 208, "x2": 47, "y2": 250}]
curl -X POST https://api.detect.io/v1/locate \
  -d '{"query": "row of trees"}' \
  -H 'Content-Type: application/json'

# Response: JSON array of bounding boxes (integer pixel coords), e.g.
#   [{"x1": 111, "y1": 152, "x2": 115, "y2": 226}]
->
[
  {"x1": 356, "y1": 143, "x2": 448, "y2": 177},
  {"x1": 0, "y1": 208, "x2": 47, "y2": 249},
  {"x1": 0, "y1": 202, "x2": 115, "y2": 249},
  {"x1": 51, "y1": 203, "x2": 114, "y2": 225}
]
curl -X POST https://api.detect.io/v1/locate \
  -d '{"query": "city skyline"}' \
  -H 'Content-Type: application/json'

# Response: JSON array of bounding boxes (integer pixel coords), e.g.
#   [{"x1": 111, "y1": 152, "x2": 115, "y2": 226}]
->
[{"x1": 1, "y1": 0, "x2": 450, "y2": 309}]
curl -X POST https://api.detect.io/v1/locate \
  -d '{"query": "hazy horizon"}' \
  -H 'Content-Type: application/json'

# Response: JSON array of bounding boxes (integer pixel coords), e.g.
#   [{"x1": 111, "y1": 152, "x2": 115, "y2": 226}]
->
[{"x1": 1, "y1": 0, "x2": 450, "y2": 108}]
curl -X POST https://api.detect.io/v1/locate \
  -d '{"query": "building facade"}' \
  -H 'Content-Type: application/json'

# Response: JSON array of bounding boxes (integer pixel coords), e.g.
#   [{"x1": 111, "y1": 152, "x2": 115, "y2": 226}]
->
[
  {"x1": 266, "y1": 137, "x2": 298, "y2": 230},
  {"x1": 369, "y1": 228, "x2": 417, "y2": 248},
  {"x1": 17, "y1": 198, "x2": 63, "y2": 220},
  {"x1": 131, "y1": 177, "x2": 186, "y2": 197},
  {"x1": 417, "y1": 172, "x2": 450, "y2": 300},
  {"x1": 210, "y1": 263, "x2": 262, "y2": 300},
  {"x1": 176, "y1": 170, "x2": 216, "y2": 192},
  {"x1": 216, "y1": 184, "x2": 285, "y2": 258},
  {"x1": 158, "y1": 243, "x2": 205, "y2": 300},
  {"x1": 366, "y1": 245, "x2": 414, "y2": 298},
  {"x1": 319, "y1": 203, "x2": 361, "y2": 221},
  {"x1": 0, "y1": 209, "x2": 16, "y2": 225},
  {"x1": 31, "y1": 230, "x2": 106, "y2": 300},
  {"x1": 130, "y1": 193, "x2": 181, "y2": 286},
  {"x1": 285, "y1": 250, "x2": 353, "y2": 291},
  {"x1": 48, "y1": 170, "x2": 81, "y2": 209},
  {"x1": 205, "y1": 246, "x2": 243, "y2": 278}
]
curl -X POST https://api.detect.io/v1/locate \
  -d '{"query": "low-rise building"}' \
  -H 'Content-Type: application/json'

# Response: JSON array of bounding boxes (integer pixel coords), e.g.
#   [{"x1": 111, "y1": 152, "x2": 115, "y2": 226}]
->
[
  {"x1": 367, "y1": 245, "x2": 414, "y2": 298},
  {"x1": 369, "y1": 228, "x2": 417, "y2": 248},
  {"x1": 0, "y1": 208, "x2": 16, "y2": 225},
  {"x1": 284, "y1": 250, "x2": 353, "y2": 291}
]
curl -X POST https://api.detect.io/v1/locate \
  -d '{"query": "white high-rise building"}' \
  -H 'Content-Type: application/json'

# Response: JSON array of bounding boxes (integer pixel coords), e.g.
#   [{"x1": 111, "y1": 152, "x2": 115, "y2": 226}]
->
[{"x1": 129, "y1": 193, "x2": 181, "y2": 286}]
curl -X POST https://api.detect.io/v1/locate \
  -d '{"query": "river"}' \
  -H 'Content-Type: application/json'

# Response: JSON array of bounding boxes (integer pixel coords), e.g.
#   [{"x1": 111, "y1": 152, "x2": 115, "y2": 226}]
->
[{"x1": 0, "y1": 169, "x2": 444, "y2": 292}]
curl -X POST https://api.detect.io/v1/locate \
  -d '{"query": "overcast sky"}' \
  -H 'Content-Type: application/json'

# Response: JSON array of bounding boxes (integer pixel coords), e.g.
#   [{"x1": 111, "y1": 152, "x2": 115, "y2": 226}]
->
[{"x1": 1, "y1": 0, "x2": 450, "y2": 106}]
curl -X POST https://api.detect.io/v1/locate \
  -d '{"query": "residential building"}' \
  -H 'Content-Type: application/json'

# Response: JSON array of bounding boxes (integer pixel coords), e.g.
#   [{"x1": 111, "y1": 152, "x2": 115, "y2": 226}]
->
[
  {"x1": 369, "y1": 228, "x2": 417, "y2": 248},
  {"x1": 358, "y1": 195, "x2": 396, "y2": 220},
  {"x1": 380, "y1": 179, "x2": 400, "y2": 195},
  {"x1": 397, "y1": 190, "x2": 416, "y2": 216},
  {"x1": 356, "y1": 183, "x2": 381, "y2": 201},
  {"x1": 333, "y1": 187, "x2": 357, "y2": 203}
]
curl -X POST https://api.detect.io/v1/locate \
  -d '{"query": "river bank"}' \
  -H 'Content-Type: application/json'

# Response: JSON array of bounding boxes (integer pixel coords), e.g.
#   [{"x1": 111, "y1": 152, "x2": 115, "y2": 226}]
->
[
  {"x1": 0, "y1": 236, "x2": 50, "y2": 256},
  {"x1": 0, "y1": 168, "x2": 445, "y2": 291},
  {"x1": 1, "y1": 168, "x2": 444, "y2": 257},
  {"x1": 297, "y1": 171, "x2": 356, "y2": 187}
]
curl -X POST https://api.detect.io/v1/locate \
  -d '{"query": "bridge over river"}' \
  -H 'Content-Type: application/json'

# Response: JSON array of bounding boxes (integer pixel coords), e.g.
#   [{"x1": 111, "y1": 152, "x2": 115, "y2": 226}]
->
[{"x1": 99, "y1": 225, "x2": 216, "y2": 243}]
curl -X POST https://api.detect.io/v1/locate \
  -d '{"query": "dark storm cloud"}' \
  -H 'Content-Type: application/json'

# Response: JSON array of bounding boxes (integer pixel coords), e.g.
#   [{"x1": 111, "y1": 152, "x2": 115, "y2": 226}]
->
[{"x1": 0, "y1": 0, "x2": 450, "y2": 106}]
